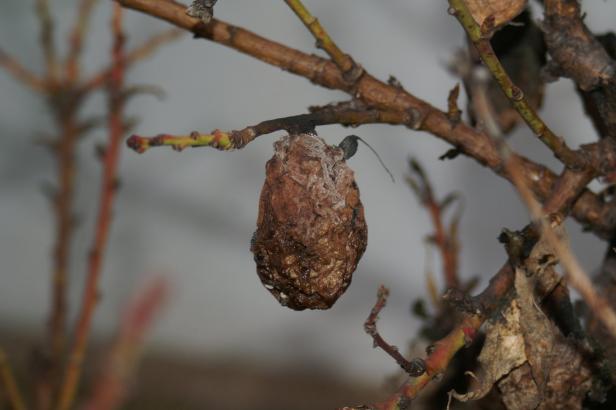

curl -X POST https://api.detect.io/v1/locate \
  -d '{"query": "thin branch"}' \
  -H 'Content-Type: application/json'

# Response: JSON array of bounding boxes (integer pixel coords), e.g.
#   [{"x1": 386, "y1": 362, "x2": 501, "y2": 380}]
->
[
  {"x1": 56, "y1": 5, "x2": 127, "y2": 409},
  {"x1": 447, "y1": 0, "x2": 583, "y2": 169},
  {"x1": 127, "y1": 103, "x2": 412, "y2": 153},
  {"x1": 406, "y1": 159, "x2": 461, "y2": 289},
  {"x1": 344, "y1": 265, "x2": 513, "y2": 410},
  {"x1": 84, "y1": 278, "x2": 168, "y2": 410},
  {"x1": 65, "y1": 0, "x2": 99, "y2": 81},
  {"x1": 115, "y1": 0, "x2": 615, "y2": 238},
  {"x1": 45, "y1": 115, "x2": 80, "y2": 406},
  {"x1": 0, "y1": 348, "x2": 26, "y2": 410},
  {"x1": 0, "y1": 47, "x2": 47, "y2": 92},
  {"x1": 283, "y1": 0, "x2": 362, "y2": 82},
  {"x1": 35, "y1": 0, "x2": 59, "y2": 81},
  {"x1": 363, "y1": 286, "x2": 419, "y2": 376},
  {"x1": 82, "y1": 28, "x2": 184, "y2": 93}
]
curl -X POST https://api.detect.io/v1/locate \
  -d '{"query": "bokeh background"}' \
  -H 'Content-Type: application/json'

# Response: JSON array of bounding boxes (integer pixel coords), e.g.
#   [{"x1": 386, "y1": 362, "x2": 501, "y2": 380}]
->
[{"x1": 1, "y1": 1, "x2": 615, "y2": 408}]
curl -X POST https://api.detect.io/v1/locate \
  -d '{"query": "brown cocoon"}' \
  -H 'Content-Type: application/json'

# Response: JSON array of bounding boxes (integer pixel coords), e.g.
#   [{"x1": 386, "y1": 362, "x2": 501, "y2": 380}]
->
[{"x1": 251, "y1": 133, "x2": 368, "y2": 310}]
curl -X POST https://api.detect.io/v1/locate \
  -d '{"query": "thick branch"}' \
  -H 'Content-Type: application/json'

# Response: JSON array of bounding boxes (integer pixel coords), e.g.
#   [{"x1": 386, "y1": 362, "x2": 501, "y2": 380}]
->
[
  {"x1": 544, "y1": 0, "x2": 615, "y2": 91},
  {"x1": 543, "y1": 0, "x2": 616, "y2": 140},
  {"x1": 115, "y1": 0, "x2": 615, "y2": 238}
]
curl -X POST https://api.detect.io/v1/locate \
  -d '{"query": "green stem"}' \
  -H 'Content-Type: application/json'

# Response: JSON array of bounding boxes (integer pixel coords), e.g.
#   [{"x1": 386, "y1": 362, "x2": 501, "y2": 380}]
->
[{"x1": 448, "y1": 0, "x2": 583, "y2": 169}]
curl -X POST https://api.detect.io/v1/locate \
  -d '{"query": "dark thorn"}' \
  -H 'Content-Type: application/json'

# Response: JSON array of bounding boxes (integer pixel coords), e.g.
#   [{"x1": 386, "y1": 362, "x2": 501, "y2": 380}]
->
[
  {"x1": 426, "y1": 344, "x2": 437, "y2": 356},
  {"x1": 439, "y1": 148, "x2": 461, "y2": 161},
  {"x1": 95, "y1": 143, "x2": 107, "y2": 160},
  {"x1": 250, "y1": 231, "x2": 257, "y2": 251},
  {"x1": 443, "y1": 288, "x2": 480, "y2": 315},
  {"x1": 408, "y1": 358, "x2": 427, "y2": 377},
  {"x1": 387, "y1": 75, "x2": 403, "y2": 89}
]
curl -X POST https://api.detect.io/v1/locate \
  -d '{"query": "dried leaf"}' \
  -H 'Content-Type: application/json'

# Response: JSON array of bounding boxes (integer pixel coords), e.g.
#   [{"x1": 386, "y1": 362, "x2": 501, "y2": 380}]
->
[
  {"x1": 452, "y1": 290, "x2": 527, "y2": 402},
  {"x1": 453, "y1": 268, "x2": 592, "y2": 409},
  {"x1": 464, "y1": 0, "x2": 527, "y2": 29}
]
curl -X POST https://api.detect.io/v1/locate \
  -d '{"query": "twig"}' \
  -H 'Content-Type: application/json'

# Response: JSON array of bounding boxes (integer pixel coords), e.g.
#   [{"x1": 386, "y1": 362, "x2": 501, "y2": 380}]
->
[
  {"x1": 115, "y1": 0, "x2": 615, "y2": 238},
  {"x1": 344, "y1": 264, "x2": 514, "y2": 410},
  {"x1": 406, "y1": 159, "x2": 461, "y2": 289},
  {"x1": 447, "y1": 0, "x2": 583, "y2": 169},
  {"x1": 82, "y1": 28, "x2": 184, "y2": 93},
  {"x1": 65, "y1": 0, "x2": 99, "y2": 81},
  {"x1": 35, "y1": 0, "x2": 59, "y2": 82},
  {"x1": 127, "y1": 105, "x2": 412, "y2": 153},
  {"x1": 0, "y1": 47, "x2": 47, "y2": 92},
  {"x1": 56, "y1": 5, "x2": 127, "y2": 409},
  {"x1": 84, "y1": 278, "x2": 168, "y2": 410},
  {"x1": 0, "y1": 348, "x2": 26, "y2": 410},
  {"x1": 45, "y1": 114, "x2": 80, "y2": 405},
  {"x1": 283, "y1": 0, "x2": 362, "y2": 83},
  {"x1": 363, "y1": 286, "x2": 418, "y2": 376}
]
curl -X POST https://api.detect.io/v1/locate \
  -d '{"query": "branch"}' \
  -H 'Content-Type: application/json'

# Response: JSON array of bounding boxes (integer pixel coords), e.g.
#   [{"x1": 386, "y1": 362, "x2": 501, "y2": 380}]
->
[
  {"x1": 406, "y1": 159, "x2": 461, "y2": 289},
  {"x1": 447, "y1": 0, "x2": 583, "y2": 168},
  {"x1": 471, "y1": 66, "x2": 616, "y2": 339},
  {"x1": 127, "y1": 103, "x2": 412, "y2": 153},
  {"x1": 543, "y1": 0, "x2": 615, "y2": 91},
  {"x1": 0, "y1": 348, "x2": 26, "y2": 410},
  {"x1": 351, "y1": 128, "x2": 600, "y2": 410},
  {"x1": 45, "y1": 116, "x2": 80, "y2": 405},
  {"x1": 82, "y1": 28, "x2": 184, "y2": 93},
  {"x1": 543, "y1": 0, "x2": 616, "y2": 140},
  {"x1": 84, "y1": 278, "x2": 168, "y2": 410},
  {"x1": 511, "y1": 160, "x2": 616, "y2": 339},
  {"x1": 0, "y1": 47, "x2": 47, "y2": 92},
  {"x1": 56, "y1": 5, "x2": 127, "y2": 409},
  {"x1": 35, "y1": 0, "x2": 59, "y2": 81},
  {"x1": 363, "y1": 286, "x2": 420, "y2": 376},
  {"x1": 344, "y1": 264, "x2": 512, "y2": 410},
  {"x1": 284, "y1": 0, "x2": 362, "y2": 82},
  {"x1": 66, "y1": 0, "x2": 99, "y2": 81},
  {"x1": 115, "y1": 0, "x2": 615, "y2": 238}
]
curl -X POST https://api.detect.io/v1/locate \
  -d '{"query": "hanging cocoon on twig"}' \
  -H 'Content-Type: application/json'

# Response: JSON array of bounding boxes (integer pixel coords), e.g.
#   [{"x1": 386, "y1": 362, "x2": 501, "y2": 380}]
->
[{"x1": 251, "y1": 132, "x2": 368, "y2": 310}]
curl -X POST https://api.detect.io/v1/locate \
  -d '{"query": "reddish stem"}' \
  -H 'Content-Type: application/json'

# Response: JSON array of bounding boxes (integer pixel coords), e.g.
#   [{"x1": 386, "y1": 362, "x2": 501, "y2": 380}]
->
[{"x1": 56, "y1": 5, "x2": 126, "y2": 409}]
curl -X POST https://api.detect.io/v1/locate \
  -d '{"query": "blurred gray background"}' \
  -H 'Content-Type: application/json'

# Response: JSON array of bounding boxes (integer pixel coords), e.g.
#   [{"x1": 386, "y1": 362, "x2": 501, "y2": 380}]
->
[{"x1": 1, "y1": 0, "x2": 615, "y2": 396}]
